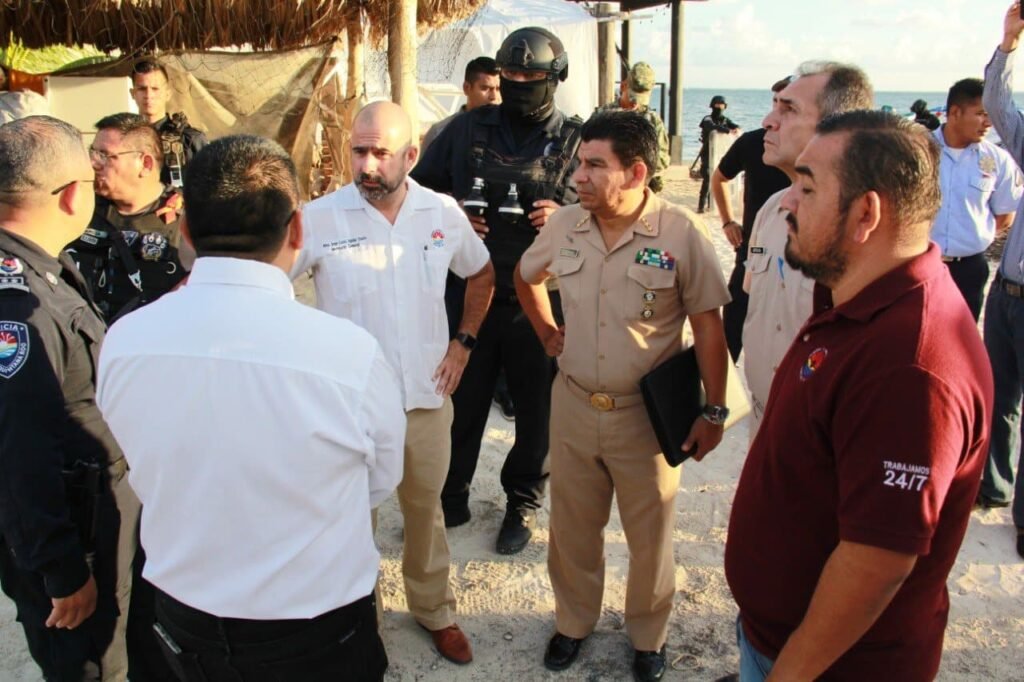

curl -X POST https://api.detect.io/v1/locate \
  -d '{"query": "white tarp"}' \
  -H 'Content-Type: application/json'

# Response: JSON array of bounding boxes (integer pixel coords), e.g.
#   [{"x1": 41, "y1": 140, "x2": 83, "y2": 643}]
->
[{"x1": 366, "y1": 0, "x2": 598, "y2": 123}]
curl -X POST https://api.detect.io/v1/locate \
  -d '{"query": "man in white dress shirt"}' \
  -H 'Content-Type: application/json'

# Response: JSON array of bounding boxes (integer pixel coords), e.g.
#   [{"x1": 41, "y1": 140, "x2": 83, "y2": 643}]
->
[
  {"x1": 97, "y1": 135, "x2": 405, "y2": 681},
  {"x1": 293, "y1": 101, "x2": 495, "y2": 665}
]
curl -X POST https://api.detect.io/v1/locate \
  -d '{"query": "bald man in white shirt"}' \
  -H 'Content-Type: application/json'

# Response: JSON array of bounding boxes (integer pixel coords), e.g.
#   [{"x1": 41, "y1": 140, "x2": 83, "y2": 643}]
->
[{"x1": 292, "y1": 101, "x2": 495, "y2": 665}]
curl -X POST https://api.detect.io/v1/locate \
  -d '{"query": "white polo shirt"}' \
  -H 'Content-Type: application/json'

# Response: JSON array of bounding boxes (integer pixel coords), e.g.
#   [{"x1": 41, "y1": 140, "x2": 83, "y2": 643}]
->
[
  {"x1": 931, "y1": 127, "x2": 1023, "y2": 257},
  {"x1": 742, "y1": 189, "x2": 814, "y2": 435},
  {"x1": 294, "y1": 178, "x2": 490, "y2": 411},
  {"x1": 97, "y1": 257, "x2": 405, "y2": 619}
]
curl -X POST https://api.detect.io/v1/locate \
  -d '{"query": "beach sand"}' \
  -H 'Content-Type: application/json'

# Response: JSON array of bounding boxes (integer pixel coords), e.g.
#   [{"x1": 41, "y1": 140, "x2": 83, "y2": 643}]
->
[{"x1": 2, "y1": 165, "x2": 1022, "y2": 681}]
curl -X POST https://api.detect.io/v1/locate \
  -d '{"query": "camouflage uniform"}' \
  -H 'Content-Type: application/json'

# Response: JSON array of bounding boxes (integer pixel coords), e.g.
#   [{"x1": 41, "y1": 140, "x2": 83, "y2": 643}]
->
[{"x1": 595, "y1": 63, "x2": 669, "y2": 191}]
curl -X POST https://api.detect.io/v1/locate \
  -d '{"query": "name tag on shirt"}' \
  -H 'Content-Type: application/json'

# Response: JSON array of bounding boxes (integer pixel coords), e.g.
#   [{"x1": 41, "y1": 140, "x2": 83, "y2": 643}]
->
[
  {"x1": 324, "y1": 236, "x2": 368, "y2": 253},
  {"x1": 559, "y1": 248, "x2": 580, "y2": 258},
  {"x1": 750, "y1": 246, "x2": 765, "y2": 254}
]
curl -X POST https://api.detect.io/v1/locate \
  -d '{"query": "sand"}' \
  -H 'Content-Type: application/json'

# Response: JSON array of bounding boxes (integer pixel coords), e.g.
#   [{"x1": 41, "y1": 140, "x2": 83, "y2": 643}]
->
[{"x1": 3, "y1": 165, "x2": 1023, "y2": 681}]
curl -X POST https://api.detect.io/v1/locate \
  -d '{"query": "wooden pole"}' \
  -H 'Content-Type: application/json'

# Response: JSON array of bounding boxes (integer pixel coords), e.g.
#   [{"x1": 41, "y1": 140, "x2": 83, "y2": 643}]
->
[
  {"x1": 621, "y1": 15, "x2": 633, "y2": 82},
  {"x1": 597, "y1": 2, "x2": 616, "y2": 106},
  {"x1": 668, "y1": 0, "x2": 685, "y2": 165},
  {"x1": 388, "y1": 0, "x2": 419, "y2": 138}
]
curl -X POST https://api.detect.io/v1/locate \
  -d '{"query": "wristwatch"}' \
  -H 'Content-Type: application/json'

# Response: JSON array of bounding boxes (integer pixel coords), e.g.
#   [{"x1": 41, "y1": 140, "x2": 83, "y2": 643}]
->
[
  {"x1": 455, "y1": 332, "x2": 477, "y2": 351},
  {"x1": 701, "y1": 404, "x2": 730, "y2": 426}
]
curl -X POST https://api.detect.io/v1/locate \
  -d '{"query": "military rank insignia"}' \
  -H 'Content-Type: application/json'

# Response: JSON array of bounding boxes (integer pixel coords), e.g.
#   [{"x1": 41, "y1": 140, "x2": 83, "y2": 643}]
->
[
  {"x1": 140, "y1": 233, "x2": 169, "y2": 261},
  {"x1": 635, "y1": 247, "x2": 675, "y2": 270}
]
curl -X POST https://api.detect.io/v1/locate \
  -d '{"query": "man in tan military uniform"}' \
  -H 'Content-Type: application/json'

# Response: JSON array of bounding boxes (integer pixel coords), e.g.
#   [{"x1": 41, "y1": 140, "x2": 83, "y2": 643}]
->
[
  {"x1": 514, "y1": 110, "x2": 730, "y2": 682},
  {"x1": 596, "y1": 62, "x2": 669, "y2": 191}
]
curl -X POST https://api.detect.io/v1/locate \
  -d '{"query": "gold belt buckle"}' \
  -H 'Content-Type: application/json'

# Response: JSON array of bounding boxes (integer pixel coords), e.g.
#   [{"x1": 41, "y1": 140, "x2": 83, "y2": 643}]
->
[{"x1": 589, "y1": 392, "x2": 614, "y2": 411}]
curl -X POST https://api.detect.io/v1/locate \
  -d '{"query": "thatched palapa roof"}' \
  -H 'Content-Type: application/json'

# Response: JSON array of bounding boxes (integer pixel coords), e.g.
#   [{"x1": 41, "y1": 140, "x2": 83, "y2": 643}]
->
[{"x1": 0, "y1": 0, "x2": 486, "y2": 53}]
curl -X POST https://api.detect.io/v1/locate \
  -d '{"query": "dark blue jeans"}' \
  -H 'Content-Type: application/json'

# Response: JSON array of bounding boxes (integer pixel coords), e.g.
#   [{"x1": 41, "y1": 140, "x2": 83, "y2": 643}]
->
[
  {"x1": 981, "y1": 284, "x2": 1024, "y2": 528},
  {"x1": 153, "y1": 590, "x2": 387, "y2": 681}
]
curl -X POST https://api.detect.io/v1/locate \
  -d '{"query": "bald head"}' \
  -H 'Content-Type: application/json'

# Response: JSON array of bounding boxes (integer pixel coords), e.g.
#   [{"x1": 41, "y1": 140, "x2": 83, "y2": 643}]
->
[{"x1": 351, "y1": 101, "x2": 419, "y2": 205}]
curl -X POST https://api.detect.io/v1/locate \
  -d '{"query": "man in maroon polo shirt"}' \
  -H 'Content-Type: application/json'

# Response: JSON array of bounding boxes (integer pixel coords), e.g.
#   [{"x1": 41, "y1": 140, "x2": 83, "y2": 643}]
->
[{"x1": 725, "y1": 110, "x2": 994, "y2": 681}]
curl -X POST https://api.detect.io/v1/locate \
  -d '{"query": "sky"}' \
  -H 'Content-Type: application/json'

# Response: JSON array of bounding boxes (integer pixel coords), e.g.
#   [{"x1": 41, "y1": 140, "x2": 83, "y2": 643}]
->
[{"x1": 626, "y1": 0, "x2": 1015, "y2": 92}]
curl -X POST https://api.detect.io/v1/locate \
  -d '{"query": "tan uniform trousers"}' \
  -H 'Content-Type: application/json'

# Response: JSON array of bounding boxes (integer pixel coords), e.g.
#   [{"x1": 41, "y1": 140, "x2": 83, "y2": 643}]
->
[
  {"x1": 388, "y1": 398, "x2": 457, "y2": 630},
  {"x1": 101, "y1": 459, "x2": 141, "y2": 682},
  {"x1": 548, "y1": 374, "x2": 681, "y2": 651}
]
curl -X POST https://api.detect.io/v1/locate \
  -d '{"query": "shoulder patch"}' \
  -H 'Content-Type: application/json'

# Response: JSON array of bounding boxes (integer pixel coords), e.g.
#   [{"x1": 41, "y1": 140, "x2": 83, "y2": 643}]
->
[
  {"x1": 0, "y1": 321, "x2": 30, "y2": 378},
  {"x1": 0, "y1": 257, "x2": 24, "y2": 275},
  {"x1": 0, "y1": 276, "x2": 29, "y2": 293}
]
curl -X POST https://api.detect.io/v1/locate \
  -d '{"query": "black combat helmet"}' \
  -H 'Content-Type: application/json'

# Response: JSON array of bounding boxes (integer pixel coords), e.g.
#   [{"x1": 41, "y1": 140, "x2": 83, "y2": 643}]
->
[
  {"x1": 496, "y1": 27, "x2": 569, "y2": 82},
  {"x1": 910, "y1": 99, "x2": 929, "y2": 114}
]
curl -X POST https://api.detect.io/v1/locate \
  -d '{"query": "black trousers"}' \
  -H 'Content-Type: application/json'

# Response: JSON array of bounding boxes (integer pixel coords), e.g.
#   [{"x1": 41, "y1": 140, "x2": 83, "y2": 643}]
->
[
  {"x1": 723, "y1": 240, "x2": 749, "y2": 361},
  {"x1": 945, "y1": 253, "x2": 990, "y2": 321},
  {"x1": 0, "y1": 489, "x2": 121, "y2": 682},
  {"x1": 442, "y1": 294, "x2": 557, "y2": 514},
  {"x1": 128, "y1": 547, "x2": 177, "y2": 681},
  {"x1": 153, "y1": 590, "x2": 387, "y2": 682}
]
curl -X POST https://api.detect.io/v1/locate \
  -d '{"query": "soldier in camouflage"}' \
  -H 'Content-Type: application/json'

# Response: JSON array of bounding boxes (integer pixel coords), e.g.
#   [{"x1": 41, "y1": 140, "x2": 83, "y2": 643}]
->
[{"x1": 596, "y1": 62, "x2": 670, "y2": 192}]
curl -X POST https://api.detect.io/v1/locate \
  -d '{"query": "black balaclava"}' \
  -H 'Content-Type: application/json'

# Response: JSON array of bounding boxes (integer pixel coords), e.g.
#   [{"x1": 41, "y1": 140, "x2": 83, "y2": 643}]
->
[
  {"x1": 501, "y1": 76, "x2": 557, "y2": 123},
  {"x1": 711, "y1": 105, "x2": 726, "y2": 121}
]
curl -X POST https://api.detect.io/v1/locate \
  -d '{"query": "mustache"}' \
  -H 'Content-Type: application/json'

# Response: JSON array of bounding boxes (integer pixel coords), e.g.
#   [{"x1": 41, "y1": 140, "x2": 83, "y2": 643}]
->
[
  {"x1": 785, "y1": 212, "x2": 798, "y2": 233},
  {"x1": 356, "y1": 173, "x2": 383, "y2": 185}
]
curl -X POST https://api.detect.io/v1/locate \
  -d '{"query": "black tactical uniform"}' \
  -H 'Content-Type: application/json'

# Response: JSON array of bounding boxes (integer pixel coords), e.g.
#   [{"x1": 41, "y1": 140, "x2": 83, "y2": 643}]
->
[
  {"x1": 154, "y1": 114, "x2": 207, "y2": 189},
  {"x1": 0, "y1": 229, "x2": 137, "y2": 681},
  {"x1": 65, "y1": 187, "x2": 185, "y2": 323},
  {"x1": 697, "y1": 95, "x2": 739, "y2": 213},
  {"x1": 412, "y1": 27, "x2": 580, "y2": 552}
]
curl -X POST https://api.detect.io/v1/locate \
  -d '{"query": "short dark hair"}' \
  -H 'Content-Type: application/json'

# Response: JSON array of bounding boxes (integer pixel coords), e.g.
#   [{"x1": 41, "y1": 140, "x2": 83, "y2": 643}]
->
[
  {"x1": 131, "y1": 59, "x2": 169, "y2": 85},
  {"x1": 95, "y1": 112, "x2": 163, "y2": 167},
  {"x1": 816, "y1": 110, "x2": 941, "y2": 232},
  {"x1": 946, "y1": 78, "x2": 984, "y2": 112},
  {"x1": 183, "y1": 135, "x2": 299, "y2": 260},
  {"x1": 580, "y1": 110, "x2": 657, "y2": 179},
  {"x1": 0, "y1": 115, "x2": 86, "y2": 205},
  {"x1": 464, "y1": 57, "x2": 498, "y2": 84},
  {"x1": 795, "y1": 61, "x2": 874, "y2": 117}
]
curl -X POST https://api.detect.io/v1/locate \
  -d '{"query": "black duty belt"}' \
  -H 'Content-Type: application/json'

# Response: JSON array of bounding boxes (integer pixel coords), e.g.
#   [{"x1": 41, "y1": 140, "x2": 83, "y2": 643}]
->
[
  {"x1": 996, "y1": 273, "x2": 1024, "y2": 299},
  {"x1": 941, "y1": 253, "x2": 984, "y2": 263}
]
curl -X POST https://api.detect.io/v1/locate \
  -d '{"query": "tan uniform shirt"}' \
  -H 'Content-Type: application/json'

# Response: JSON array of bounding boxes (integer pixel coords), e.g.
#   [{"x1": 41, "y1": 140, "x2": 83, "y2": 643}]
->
[
  {"x1": 741, "y1": 189, "x2": 814, "y2": 429},
  {"x1": 519, "y1": 191, "x2": 730, "y2": 394}
]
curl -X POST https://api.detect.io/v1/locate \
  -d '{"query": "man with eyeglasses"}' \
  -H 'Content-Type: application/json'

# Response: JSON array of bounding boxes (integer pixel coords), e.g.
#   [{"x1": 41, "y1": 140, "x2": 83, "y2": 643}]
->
[
  {"x1": 65, "y1": 113, "x2": 186, "y2": 324},
  {"x1": 0, "y1": 115, "x2": 140, "y2": 682},
  {"x1": 412, "y1": 27, "x2": 582, "y2": 555}
]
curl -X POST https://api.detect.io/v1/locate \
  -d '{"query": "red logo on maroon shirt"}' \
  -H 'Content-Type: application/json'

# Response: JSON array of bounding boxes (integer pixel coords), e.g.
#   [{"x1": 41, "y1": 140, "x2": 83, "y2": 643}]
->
[{"x1": 800, "y1": 347, "x2": 828, "y2": 381}]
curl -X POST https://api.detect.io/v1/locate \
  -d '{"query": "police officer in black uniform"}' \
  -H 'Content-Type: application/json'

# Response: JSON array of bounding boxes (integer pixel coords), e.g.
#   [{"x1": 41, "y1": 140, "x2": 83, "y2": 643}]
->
[
  {"x1": 66, "y1": 113, "x2": 186, "y2": 324},
  {"x1": 697, "y1": 95, "x2": 739, "y2": 213},
  {"x1": 412, "y1": 27, "x2": 581, "y2": 555},
  {"x1": 130, "y1": 59, "x2": 207, "y2": 189},
  {"x1": 0, "y1": 116, "x2": 139, "y2": 682}
]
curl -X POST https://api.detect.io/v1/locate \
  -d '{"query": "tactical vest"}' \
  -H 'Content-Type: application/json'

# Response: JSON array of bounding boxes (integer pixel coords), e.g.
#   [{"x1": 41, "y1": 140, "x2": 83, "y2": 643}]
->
[
  {"x1": 65, "y1": 189, "x2": 186, "y2": 322},
  {"x1": 465, "y1": 114, "x2": 582, "y2": 295},
  {"x1": 159, "y1": 113, "x2": 190, "y2": 188}
]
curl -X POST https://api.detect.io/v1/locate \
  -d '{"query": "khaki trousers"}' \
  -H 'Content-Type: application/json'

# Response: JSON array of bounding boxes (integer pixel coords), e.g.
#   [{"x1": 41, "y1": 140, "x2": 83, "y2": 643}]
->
[
  {"x1": 548, "y1": 374, "x2": 681, "y2": 651},
  {"x1": 101, "y1": 460, "x2": 141, "y2": 682},
  {"x1": 394, "y1": 398, "x2": 457, "y2": 630}
]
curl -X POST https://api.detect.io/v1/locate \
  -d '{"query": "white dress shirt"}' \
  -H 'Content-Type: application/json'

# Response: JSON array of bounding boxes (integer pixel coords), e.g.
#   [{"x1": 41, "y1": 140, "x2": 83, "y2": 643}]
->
[
  {"x1": 293, "y1": 178, "x2": 491, "y2": 411},
  {"x1": 97, "y1": 257, "x2": 405, "y2": 619}
]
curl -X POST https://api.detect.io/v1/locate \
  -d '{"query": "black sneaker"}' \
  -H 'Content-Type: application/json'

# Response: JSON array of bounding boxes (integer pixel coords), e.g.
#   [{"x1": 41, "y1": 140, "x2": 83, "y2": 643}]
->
[
  {"x1": 543, "y1": 633, "x2": 584, "y2": 671},
  {"x1": 496, "y1": 508, "x2": 535, "y2": 555},
  {"x1": 632, "y1": 646, "x2": 667, "y2": 682}
]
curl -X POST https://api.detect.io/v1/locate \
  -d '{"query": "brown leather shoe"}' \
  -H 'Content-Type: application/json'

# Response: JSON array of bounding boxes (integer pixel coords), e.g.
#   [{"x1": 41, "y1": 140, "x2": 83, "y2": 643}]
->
[{"x1": 426, "y1": 623, "x2": 473, "y2": 664}]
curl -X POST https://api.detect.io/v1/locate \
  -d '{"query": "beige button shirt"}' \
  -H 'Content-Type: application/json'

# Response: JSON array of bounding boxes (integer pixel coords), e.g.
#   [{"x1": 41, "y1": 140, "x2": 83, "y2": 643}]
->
[
  {"x1": 519, "y1": 191, "x2": 730, "y2": 395},
  {"x1": 741, "y1": 189, "x2": 814, "y2": 432}
]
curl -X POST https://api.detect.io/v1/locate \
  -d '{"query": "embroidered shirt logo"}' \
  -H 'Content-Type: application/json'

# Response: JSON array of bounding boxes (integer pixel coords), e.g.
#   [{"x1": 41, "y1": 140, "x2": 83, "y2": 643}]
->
[
  {"x1": 882, "y1": 460, "x2": 930, "y2": 492},
  {"x1": 431, "y1": 229, "x2": 445, "y2": 249},
  {"x1": 0, "y1": 322, "x2": 30, "y2": 379},
  {"x1": 800, "y1": 347, "x2": 828, "y2": 381},
  {"x1": 0, "y1": 257, "x2": 23, "y2": 275}
]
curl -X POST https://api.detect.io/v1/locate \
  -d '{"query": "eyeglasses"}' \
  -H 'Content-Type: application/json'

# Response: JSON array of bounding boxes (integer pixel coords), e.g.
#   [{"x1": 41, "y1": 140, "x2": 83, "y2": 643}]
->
[
  {"x1": 50, "y1": 179, "x2": 96, "y2": 195},
  {"x1": 88, "y1": 148, "x2": 144, "y2": 164}
]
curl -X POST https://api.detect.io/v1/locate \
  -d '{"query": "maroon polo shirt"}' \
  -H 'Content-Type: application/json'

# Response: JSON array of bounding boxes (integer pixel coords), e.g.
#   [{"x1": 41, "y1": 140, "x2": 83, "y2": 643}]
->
[{"x1": 725, "y1": 244, "x2": 993, "y2": 680}]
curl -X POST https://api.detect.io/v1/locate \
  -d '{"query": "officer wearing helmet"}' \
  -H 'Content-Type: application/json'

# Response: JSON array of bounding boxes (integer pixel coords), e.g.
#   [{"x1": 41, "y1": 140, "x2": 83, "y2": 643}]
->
[
  {"x1": 697, "y1": 95, "x2": 739, "y2": 213},
  {"x1": 910, "y1": 98, "x2": 941, "y2": 130},
  {"x1": 412, "y1": 26, "x2": 582, "y2": 556}
]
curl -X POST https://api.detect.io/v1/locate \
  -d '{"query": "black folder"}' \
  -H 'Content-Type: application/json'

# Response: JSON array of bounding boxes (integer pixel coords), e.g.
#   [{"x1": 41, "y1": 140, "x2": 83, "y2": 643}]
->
[{"x1": 639, "y1": 348, "x2": 704, "y2": 467}]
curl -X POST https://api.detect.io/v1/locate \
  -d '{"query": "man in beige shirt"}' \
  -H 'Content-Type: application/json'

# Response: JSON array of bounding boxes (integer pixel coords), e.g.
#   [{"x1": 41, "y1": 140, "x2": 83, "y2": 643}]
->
[
  {"x1": 742, "y1": 61, "x2": 874, "y2": 436},
  {"x1": 514, "y1": 110, "x2": 730, "y2": 681}
]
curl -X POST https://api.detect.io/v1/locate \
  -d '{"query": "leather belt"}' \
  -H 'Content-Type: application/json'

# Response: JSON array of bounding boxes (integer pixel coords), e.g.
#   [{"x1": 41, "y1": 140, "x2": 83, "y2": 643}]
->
[
  {"x1": 563, "y1": 374, "x2": 643, "y2": 412},
  {"x1": 996, "y1": 273, "x2": 1024, "y2": 299}
]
